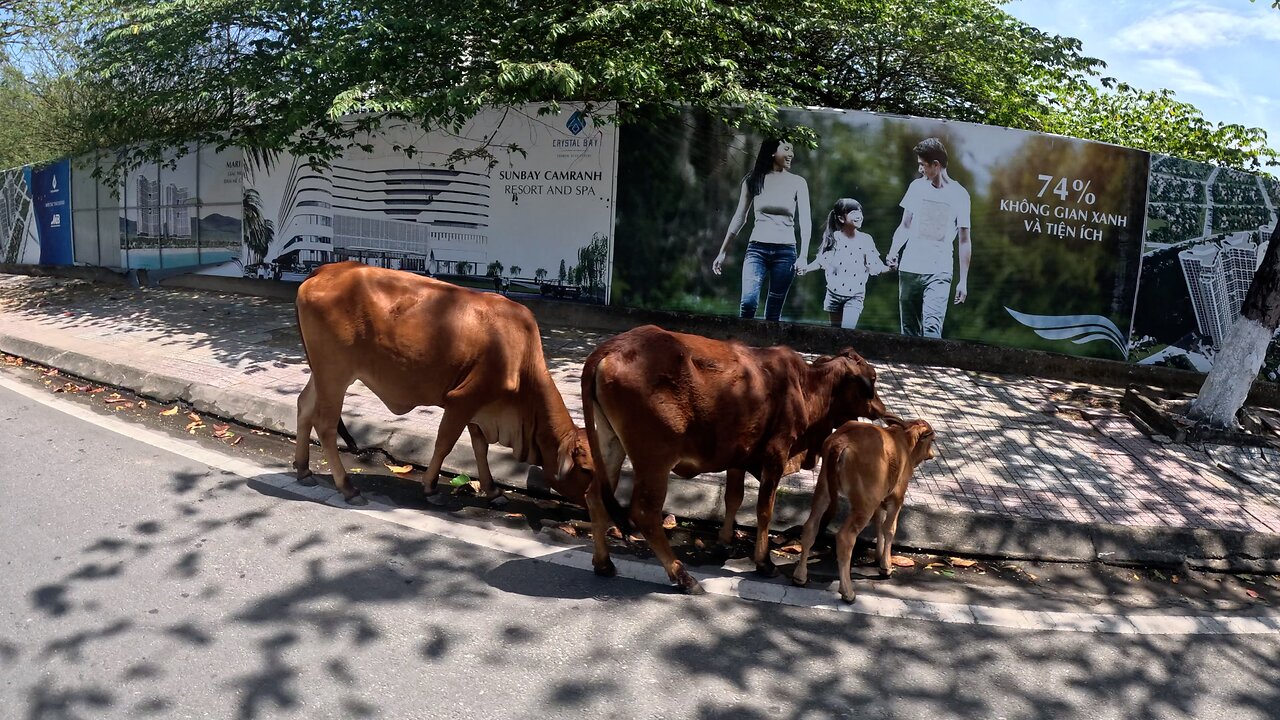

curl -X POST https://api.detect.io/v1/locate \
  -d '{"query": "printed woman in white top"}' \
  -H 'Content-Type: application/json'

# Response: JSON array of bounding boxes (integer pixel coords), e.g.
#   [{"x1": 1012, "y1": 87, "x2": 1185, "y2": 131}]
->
[
  {"x1": 713, "y1": 139, "x2": 814, "y2": 321},
  {"x1": 798, "y1": 197, "x2": 888, "y2": 329}
]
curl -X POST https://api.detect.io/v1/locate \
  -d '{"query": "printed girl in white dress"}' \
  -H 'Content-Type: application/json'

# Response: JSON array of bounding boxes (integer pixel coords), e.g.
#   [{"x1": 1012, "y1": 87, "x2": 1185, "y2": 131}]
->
[{"x1": 798, "y1": 197, "x2": 888, "y2": 329}]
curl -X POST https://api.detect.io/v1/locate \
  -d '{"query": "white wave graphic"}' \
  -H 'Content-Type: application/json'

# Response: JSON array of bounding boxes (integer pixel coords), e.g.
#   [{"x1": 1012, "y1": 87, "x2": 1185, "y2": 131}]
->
[{"x1": 1004, "y1": 307, "x2": 1129, "y2": 358}]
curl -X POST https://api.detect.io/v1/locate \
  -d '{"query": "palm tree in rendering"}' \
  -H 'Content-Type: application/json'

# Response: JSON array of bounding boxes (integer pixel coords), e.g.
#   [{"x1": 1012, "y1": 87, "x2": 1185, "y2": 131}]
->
[{"x1": 242, "y1": 188, "x2": 275, "y2": 265}]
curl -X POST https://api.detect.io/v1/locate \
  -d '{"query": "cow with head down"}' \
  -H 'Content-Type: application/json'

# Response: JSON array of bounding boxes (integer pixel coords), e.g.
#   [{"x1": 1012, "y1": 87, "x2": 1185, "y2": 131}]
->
[
  {"x1": 580, "y1": 324, "x2": 887, "y2": 595},
  {"x1": 293, "y1": 262, "x2": 610, "y2": 511}
]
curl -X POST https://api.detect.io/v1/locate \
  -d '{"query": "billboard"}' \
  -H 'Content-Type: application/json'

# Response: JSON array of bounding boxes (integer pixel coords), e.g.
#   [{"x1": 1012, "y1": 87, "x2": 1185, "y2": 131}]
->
[
  {"x1": 31, "y1": 159, "x2": 73, "y2": 266},
  {"x1": 1129, "y1": 156, "x2": 1280, "y2": 379},
  {"x1": 244, "y1": 103, "x2": 618, "y2": 302},
  {"x1": 1, "y1": 167, "x2": 39, "y2": 265},
  {"x1": 612, "y1": 108, "x2": 1149, "y2": 360}
]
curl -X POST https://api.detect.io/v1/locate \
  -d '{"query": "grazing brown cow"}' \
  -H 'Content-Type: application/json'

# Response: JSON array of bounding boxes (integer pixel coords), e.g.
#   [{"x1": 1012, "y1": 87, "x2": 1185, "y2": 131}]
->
[
  {"x1": 580, "y1": 325, "x2": 887, "y2": 594},
  {"x1": 293, "y1": 261, "x2": 604, "y2": 510},
  {"x1": 791, "y1": 418, "x2": 936, "y2": 604}
]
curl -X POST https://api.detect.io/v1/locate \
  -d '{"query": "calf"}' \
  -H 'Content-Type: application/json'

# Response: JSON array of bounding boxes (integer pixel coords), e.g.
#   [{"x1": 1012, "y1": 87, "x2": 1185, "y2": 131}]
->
[
  {"x1": 293, "y1": 261, "x2": 603, "y2": 509},
  {"x1": 791, "y1": 419, "x2": 936, "y2": 604},
  {"x1": 581, "y1": 325, "x2": 887, "y2": 594}
]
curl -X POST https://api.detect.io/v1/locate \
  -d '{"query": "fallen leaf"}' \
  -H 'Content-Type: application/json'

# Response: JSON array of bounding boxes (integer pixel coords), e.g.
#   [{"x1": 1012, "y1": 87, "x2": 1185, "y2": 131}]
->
[
  {"x1": 1025, "y1": 573, "x2": 1038, "y2": 580},
  {"x1": 212, "y1": 424, "x2": 229, "y2": 433},
  {"x1": 1152, "y1": 570, "x2": 1167, "y2": 581},
  {"x1": 107, "y1": 392, "x2": 121, "y2": 400},
  {"x1": 467, "y1": 480, "x2": 481, "y2": 493},
  {"x1": 949, "y1": 557, "x2": 978, "y2": 568},
  {"x1": 940, "y1": 569, "x2": 957, "y2": 578},
  {"x1": 185, "y1": 421, "x2": 205, "y2": 432},
  {"x1": 160, "y1": 407, "x2": 179, "y2": 416},
  {"x1": 187, "y1": 412, "x2": 201, "y2": 422},
  {"x1": 1246, "y1": 589, "x2": 1260, "y2": 599},
  {"x1": 230, "y1": 436, "x2": 242, "y2": 446},
  {"x1": 349, "y1": 468, "x2": 363, "y2": 474},
  {"x1": 385, "y1": 463, "x2": 413, "y2": 474},
  {"x1": 448, "y1": 474, "x2": 470, "y2": 487},
  {"x1": 662, "y1": 514, "x2": 677, "y2": 530},
  {"x1": 113, "y1": 402, "x2": 134, "y2": 410},
  {"x1": 891, "y1": 555, "x2": 916, "y2": 568},
  {"x1": 504, "y1": 513, "x2": 525, "y2": 520},
  {"x1": 104, "y1": 397, "x2": 131, "y2": 404},
  {"x1": 88, "y1": 387, "x2": 104, "y2": 394},
  {"x1": 925, "y1": 562, "x2": 945, "y2": 569},
  {"x1": 42, "y1": 368, "x2": 59, "y2": 377},
  {"x1": 213, "y1": 429, "x2": 234, "y2": 439},
  {"x1": 557, "y1": 523, "x2": 578, "y2": 537},
  {"x1": 607, "y1": 527, "x2": 623, "y2": 540},
  {"x1": 1171, "y1": 575, "x2": 1180, "y2": 584},
  {"x1": 251, "y1": 429, "x2": 269, "y2": 435},
  {"x1": 138, "y1": 400, "x2": 147, "y2": 409}
]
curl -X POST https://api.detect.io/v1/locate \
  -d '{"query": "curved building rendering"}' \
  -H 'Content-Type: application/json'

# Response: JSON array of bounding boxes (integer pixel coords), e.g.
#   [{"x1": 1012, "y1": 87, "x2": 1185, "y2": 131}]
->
[{"x1": 268, "y1": 153, "x2": 492, "y2": 275}]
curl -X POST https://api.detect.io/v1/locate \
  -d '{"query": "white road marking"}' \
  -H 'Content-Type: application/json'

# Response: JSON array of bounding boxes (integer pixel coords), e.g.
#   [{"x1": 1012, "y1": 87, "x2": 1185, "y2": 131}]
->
[{"x1": 4, "y1": 372, "x2": 1278, "y2": 636}]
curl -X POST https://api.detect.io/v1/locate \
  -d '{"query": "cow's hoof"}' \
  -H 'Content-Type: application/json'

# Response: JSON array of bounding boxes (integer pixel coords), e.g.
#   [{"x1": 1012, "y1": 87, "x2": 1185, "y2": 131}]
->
[
  {"x1": 840, "y1": 592, "x2": 856, "y2": 605},
  {"x1": 297, "y1": 474, "x2": 318, "y2": 487},
  {"x1": 424, "y1": 490, "x2": 448, "y2": 507},
  {"x1": 343, "y1": 493, "x2": 368, "y2": 506},
  {"x1": 791, "y1": 574, "x2": 808, "y2": 588},
  {"x1": 593, "y1": 559, "x2": 617, "y2": 578},
  {"x1": 755, "y1": 561, "x2": 779, "y2": 578},
  {"x1": 487, "y1": 494, "x2": 510, "y2": 509},
  {"x1": 879, "y1": 568, "x2": 893, "y2": 579}
]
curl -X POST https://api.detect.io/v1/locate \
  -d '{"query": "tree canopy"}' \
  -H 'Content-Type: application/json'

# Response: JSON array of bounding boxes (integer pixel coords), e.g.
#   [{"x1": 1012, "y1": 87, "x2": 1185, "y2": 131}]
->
[{"x1": 2, "y1": 0, "x2": 1276, "y2": 172}]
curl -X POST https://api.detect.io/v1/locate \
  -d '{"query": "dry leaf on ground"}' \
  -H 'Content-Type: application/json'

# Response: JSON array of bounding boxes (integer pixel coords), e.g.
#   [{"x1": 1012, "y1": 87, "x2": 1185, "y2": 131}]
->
[
  {"x1": 230, "y1": 436, "x2": 242, "y2": 446},
  {"x1": 949, "y1": 557, "x2": 978, "y2": 568},
  {"x1": 185, "y1": 421, "x2": 205, "y2": 433},
  {"x1": 777, "y1": 542, "x2": 803, "y2": 554},
  {"x1": 891, "y1": 555, "x2": 916, "y2": 568},
  {"x1": 662, "y1": 514, "x2": 677, "y2": 530},
  {"x1": 1246, "y1": 589, "x2": 1260, "y2": 599},
  {"x1": 557, "y1": 523, "x2": 578, "y2": 537},
  {"x1": 385, "y1": 463, "x2": 413, "y2": 474},
  {"x1": 187, "y1": 412, "x2": 201, "y2": 422},
  {"x1": 160, "y1": 406, "x2": 179, "y2": 416}
]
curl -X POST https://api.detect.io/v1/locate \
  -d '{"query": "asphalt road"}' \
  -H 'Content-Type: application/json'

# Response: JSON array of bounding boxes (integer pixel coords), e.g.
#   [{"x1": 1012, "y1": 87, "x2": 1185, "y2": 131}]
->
[{"x1": 1, "y1": 380, "x2": 1278, "y2": 720}]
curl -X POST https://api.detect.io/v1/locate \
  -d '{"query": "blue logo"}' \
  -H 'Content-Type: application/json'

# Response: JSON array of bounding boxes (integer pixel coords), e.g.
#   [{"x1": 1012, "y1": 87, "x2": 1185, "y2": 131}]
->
[
  {"x1": 566, "y1": 111, "x2": 587, "y2": 136},
  {"x1": 1005, "y1": 307, "x2": 1129, "y2": 358}
]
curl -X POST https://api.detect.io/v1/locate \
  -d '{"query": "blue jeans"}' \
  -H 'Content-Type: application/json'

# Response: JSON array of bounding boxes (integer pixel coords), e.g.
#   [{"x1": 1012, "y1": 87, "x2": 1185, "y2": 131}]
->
[{"x1": 740, "y1": 242, "x2": 797, "y2": 321}]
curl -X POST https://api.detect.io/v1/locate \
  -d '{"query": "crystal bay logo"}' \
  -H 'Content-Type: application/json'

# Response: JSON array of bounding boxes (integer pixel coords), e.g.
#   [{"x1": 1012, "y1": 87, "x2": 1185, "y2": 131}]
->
[
  {"x1": 1005, "y1": 308, "x2": 1129, "y2": 359},
  {"x1": 566, "y1": 111, "x2": 586, "y2": 136}
]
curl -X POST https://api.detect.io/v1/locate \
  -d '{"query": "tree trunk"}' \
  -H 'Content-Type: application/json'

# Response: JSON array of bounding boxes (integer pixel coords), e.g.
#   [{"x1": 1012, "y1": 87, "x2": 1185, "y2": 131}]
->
[{"x1": 1187, "y1": 222, "x2": 1280, "y2": 427}]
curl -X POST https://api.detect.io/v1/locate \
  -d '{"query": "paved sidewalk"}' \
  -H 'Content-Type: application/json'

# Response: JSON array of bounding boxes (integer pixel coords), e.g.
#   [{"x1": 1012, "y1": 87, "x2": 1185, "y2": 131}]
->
[{"x1": 2, "y1": 272, "x2": 1278, "y2": 570}]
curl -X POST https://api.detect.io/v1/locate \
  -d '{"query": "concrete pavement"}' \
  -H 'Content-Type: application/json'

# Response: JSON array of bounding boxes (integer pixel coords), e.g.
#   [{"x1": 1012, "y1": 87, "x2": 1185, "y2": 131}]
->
[{"x1": 1, "y1": 270, "x2": 1278, "y2": 571}]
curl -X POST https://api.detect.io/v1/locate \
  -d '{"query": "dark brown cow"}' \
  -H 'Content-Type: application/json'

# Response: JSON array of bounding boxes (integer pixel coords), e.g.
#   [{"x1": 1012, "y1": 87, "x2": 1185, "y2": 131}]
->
[
  {"x1": 580, "y1": 325, "x2": 887, "y2": 594},
  {"x1": 791, "y1": 418, "x2": 936, "y2": 603},
  {"x1": 293, "y1": 261, "x2": 599, "y2": 508}
]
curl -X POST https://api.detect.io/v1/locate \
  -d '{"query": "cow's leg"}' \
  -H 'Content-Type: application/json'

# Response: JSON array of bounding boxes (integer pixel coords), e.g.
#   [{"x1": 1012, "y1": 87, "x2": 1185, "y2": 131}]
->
[
  {"x1": 310, "y1": 383, "x2": 363, "y2": 505},
  {"x1": 293, "y1": 377, "x2": 317, "y2": 482},
  {"x1": 421, "y1": 408, "x2": 471, "y2": 506},
  {"x1": 837, "y1": 504, "x2": 879, "y2": 604},
  {"x1": 717, "y1": 468, "x2": 746, "y2": 548},
  {"x1": 751, "y1": 470, "x2": 783, "y2": 577},
  {"x1": 876, "y1": 498, "x2": 903, "y2": 578},
  {"x1": 791, "y1": 463, "x2": 833, "y2": 588},
  {"x1": 633, "y1": 466, "x2": 702, "y2": 595},
  {"x1": 467, "y1": 423, "x2": 505, "y2": 507},
  {"x1": 585, "y1": 475, "x2": 617, "y2": 578}
]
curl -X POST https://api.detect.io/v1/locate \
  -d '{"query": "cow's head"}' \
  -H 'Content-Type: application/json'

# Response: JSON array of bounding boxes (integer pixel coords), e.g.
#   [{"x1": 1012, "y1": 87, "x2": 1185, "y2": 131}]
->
[
  {"x1": 894, "y1": 418, "x2": 936, "y2": 466},
  {"x1": 552, "y1": 428, "x2": 596, "y2": 505},
  {"x1": 814, "y1": 348, "x2": 887, "y2": 422}
]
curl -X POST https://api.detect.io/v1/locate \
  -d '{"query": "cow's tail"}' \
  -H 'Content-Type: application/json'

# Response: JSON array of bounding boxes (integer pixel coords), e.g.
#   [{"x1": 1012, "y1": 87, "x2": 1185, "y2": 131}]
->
[
  {"x1": 581, "y1": 352, "x2": 633, "y2": 535},
  {"x1": 294, "y1": 300, "x2": 360, "y2": 453}
]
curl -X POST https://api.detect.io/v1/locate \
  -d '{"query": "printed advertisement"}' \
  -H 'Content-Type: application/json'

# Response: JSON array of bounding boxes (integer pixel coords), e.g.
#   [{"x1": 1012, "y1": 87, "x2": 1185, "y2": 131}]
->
[
  {"x1": 1, "y1": 166, "x2": 40, "y2": 265},
  {"x1": 31, "y1": 159, "x2": 74, "y2": 266},
  {"x1": 244, "y1": 103, "x2": 618, "y2": 302},
  {"x1": 612, "y1": 108, "x2": 1150, "y2": 359},
  {"x1": 1129, "y1": 155, "x2": 1280, "y2": 378}
]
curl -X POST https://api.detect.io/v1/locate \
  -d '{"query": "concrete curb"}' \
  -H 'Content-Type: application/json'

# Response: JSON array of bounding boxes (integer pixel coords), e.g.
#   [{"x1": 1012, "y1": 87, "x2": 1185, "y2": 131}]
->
[{"x1": 4, "y1": 328, "x2": 1279, "y2": 573}]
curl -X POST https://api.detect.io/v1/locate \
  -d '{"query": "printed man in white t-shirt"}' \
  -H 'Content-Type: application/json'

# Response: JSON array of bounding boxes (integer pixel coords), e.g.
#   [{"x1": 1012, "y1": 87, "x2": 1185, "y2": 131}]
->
[{"x1": 885, "y1": 138, "x2": 973, "y2": 338}]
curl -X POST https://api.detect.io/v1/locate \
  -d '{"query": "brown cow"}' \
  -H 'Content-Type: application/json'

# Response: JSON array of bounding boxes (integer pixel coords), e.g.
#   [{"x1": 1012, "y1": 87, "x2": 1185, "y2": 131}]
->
[
  {"x1": 791, "y1": 418, "x2": 936, "y2": 604},
  {"x1": 580, "y1": 325, "x2": 887, "y2": 594},
  {"x1": 293, "y1": 261, "x2": 605, "y2": 510}
]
